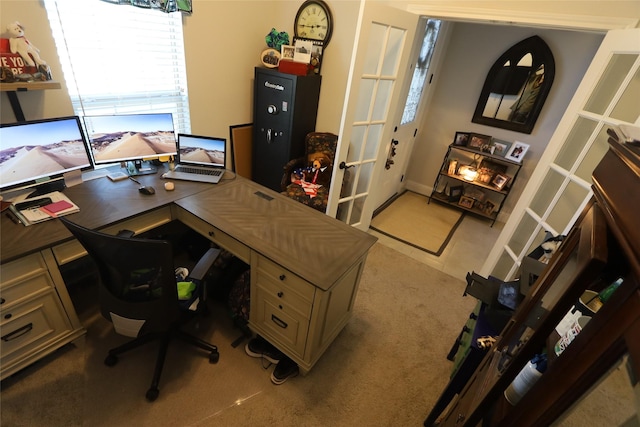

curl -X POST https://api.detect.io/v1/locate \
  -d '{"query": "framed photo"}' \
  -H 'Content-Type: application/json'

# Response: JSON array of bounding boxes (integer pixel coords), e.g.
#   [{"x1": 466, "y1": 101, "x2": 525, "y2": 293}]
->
[
  {"x1": 293, "y1": 38, "x2": 313, "y2": 63},
  {"x1": 448, "y1": 185, "x2": 463, "y2": 202},
  {"x1": 453, "y1": 132, "x2": 470, "y2": 146},
  {"x1": 505, "y1": 141, "x2": 530, "y2": 162},
  {"x1": 281, "y1": 45, "x2": 295, "y2": 60},
  {"x1": 482, "y1": 200, "x2": 497, "y2": 215},
  {"x1": 467, "y1": 133, "x2": 492, "y2": 151},
  {"x1": 492, "y1": 139, "x2": 512, "y2": 157},
  {"x1": 492, "y1": 173, "x2": 510, "y2": 190},
  {"x1": 458, "y1": 196, "x2": 475, "y2": 209}
]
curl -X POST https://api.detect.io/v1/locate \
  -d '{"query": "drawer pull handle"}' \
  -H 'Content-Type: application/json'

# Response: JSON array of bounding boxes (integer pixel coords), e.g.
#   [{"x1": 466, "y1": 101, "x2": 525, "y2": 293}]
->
[
  {"x1": 4, "y1": 313, "x2": 12, "y2": 320},
  {"x1": 2, "y1": 323, "x2": 33, "y2": 342},
  {"x1": 271, "y1": 315, "x2": 288, "y2": 329},
  {"x1": 279, "y1": 274, "x2": 286, "y2": 281},
  {"x1": 208, "y1": 231, "x2": 215, "y2": 237},
  {"x1": 0, "y1": 298, "x2": 5, "y2": 305},
  {"x1": 277, "y1": 291, "x2": 284, "y2": 298}
]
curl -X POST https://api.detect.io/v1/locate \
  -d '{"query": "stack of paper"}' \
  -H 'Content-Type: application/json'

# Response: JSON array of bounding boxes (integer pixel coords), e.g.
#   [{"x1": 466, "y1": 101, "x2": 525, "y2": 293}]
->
[{"x1": 11, "y1": 191, "x2": 79, "y2": 226}]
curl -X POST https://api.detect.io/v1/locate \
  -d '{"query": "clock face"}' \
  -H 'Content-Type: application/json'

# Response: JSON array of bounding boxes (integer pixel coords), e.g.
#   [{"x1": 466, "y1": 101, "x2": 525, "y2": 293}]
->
[{"x1": 295, "y1": 0, "x2": 333, "y2": 46}]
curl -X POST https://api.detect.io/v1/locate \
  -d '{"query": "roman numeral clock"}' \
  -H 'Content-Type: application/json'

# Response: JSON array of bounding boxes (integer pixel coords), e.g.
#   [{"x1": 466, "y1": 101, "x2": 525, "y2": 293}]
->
[{"x1": 294, "y1": 0, "x2": 333, "y2": 74}]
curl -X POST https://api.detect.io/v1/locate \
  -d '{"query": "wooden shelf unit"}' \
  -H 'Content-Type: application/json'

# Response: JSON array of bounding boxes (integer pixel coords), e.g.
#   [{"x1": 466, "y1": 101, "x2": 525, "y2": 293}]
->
[
  {"x1": 429, "y1": 144, "x2": 522, "y2": 225},
  {"x1": 1, "y1": 81, "x2": 61, "y2": 122}
]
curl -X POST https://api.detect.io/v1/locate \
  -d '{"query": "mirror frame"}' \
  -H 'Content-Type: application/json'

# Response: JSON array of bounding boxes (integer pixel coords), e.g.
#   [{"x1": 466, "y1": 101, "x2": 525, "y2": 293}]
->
[{"x1": 472, "y1": 36, "x2": 555, "y2": 134}]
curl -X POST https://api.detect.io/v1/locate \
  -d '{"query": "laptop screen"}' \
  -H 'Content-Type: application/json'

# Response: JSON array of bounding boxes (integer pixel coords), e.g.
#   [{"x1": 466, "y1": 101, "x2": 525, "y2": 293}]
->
[{"x1": 177, "y1": 134, "x2": 226, "y2": 168}]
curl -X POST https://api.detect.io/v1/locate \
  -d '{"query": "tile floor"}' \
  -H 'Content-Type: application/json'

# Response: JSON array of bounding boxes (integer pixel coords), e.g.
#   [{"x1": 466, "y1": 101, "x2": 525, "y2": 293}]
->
[{"x1": 369, "y1": 213, "x2": 504, "y2": 280}]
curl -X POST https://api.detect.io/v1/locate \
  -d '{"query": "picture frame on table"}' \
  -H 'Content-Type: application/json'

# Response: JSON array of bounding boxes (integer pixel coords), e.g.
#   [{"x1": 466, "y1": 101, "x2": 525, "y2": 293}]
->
[
  {"x1": 482, "y1": 200, "x2": 497, "y2": 215},
  {"x1": 458, "y1": 196, "x2": 475, "y2": 209},
  {"x1": 467, "y1": 133, "x2": 492, "y2": 151},
  {"x1": 492, "y1": 139, "x2": 512, "y2": 157},
  {"x1": 505, "y1": 141, "x2": 529, "y2": 162},
  {"x1": 453, "y1": 132, "x2": 470, "y2": 146},
  {"x1": 492, "y1": 173, "x2": 510, "y2": 190},
  {"x1": 281, "y1": 45, "x2": 295, "y2": 60}
]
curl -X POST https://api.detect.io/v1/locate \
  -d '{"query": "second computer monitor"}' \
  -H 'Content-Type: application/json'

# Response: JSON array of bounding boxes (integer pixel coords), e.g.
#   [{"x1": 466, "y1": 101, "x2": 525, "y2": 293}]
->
[{"x1": 83, "y1": 113, "x2": 177, "y2": 175}]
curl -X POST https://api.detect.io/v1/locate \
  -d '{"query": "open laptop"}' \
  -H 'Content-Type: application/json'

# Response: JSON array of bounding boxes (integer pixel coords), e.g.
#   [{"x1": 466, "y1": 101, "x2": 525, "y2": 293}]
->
[{"x1": 163, "y1": 133, "x2": 226, "y2": 184}]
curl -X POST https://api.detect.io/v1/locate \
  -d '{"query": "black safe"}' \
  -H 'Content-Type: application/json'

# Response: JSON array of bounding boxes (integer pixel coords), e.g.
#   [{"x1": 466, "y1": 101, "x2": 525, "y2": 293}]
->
[{"x1": 252, "y1": 67, "x2": 321, "y2": 192}]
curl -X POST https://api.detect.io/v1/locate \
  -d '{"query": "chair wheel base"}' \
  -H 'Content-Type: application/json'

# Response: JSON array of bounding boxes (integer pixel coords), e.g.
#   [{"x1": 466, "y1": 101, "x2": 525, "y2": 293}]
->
[
  {"x1": 209, "y1": 350, "x2": 220, "y2": 364},
  {"x1": 104, "y1": 354, "x2": 118, "y2": 366},
  {"x1": 146, "y1": 387, "x2": 159, "y2": 402}
]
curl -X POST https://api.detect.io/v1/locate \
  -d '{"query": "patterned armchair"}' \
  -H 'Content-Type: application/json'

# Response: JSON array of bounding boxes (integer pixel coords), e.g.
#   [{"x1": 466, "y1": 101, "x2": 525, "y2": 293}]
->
[{"x1": 281, "y1": 132, "x2": 338, "y2": 213}]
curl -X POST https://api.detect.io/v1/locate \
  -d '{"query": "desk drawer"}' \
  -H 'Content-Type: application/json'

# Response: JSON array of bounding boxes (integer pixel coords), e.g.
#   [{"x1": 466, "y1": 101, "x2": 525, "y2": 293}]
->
[
  {"x1": 253, "y1": 286, "x2": 310, "y2": 356},
  {"x1": 0, "y1": 253, "x2": 52, "y2": 308},
  {"x1": 0, "y1": 291, "x2": 72, "y2": 368},
  {"x1": 255, "y1": 255, "x2": 315, "y2": 303},
  {"x1": 176, "y1": 210, "x2": 251, "y2": 263},
  {"x1": 52, "y1": 207, "x2": 173, "y2": 265}
]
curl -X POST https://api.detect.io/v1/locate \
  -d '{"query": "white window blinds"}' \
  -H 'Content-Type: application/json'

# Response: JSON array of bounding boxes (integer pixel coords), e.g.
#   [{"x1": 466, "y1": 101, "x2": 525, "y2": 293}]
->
[{"x1": 44, "y1": 0, "x2": 191, "y2": 133}]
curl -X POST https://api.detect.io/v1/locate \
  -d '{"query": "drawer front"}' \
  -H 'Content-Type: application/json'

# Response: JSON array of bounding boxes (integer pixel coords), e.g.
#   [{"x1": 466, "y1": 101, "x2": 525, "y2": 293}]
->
[
  {"x1": 255, "y1": 255, "x2": 315, "y2": 302},
  {"x1": 52, "y1": 207, "x2": 173, "y2": 265},
  {"x1": 254, "y1": 287, "x2": 309, "y2": 355},
  {"x1": 177, "y1": 210, "x2": 251, "y2": 263},
  {"x1": 0, "y1": 291, "x2": 72, "y2": 367},
  {"x1": 1, "y1": 253, "x2": 52, "y2": 308},
  {"x1": 255, "y1": 273, "x2": 313, "y2": 319}
]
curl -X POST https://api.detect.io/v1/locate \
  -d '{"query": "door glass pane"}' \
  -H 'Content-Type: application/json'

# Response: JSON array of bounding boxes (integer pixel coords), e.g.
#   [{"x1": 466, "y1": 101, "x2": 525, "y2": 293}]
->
[
  {"x1": 381, "y1": 27, "x2": 404, "y2": 76},
  {"x1": 348, "y1": 126, "x2": 366, "y2": 163},
  {"x1": 610, "y1": 65, "x2": 640, "y2": 122},
  {"x1": 357, "y1": 162, "x2": 374, "y2": 193},
  {"x1": 363, "y1": 124, "x2": 383, "y2": 160},
  {"x1": 363, "y1": 23, "x2": 386, "y2": 75},
  {"x1": 575, "y1": 127, "x2": 609, "y2": 183},
  {"x1": 584, "y1": 54, "x2": 636, "y2": 115},
  {"x1": 402, "y1": 19, "x2": 441, "y2": 125},
  {"x1": 341, "y1": 166, "x2": 356, "y2": 197},
  {"x1": 525, "y1": 227, "x2": 552, "y2": 259},
  {"x1": 546, "y1": 180, "x2": 590, "y2": 233},
  {"x1": 530, "y1": 169, "x2": 565, "y2": 218},
  {"x1": 349, "y1": 196, "x2": 366, "y2": 225},
  {"x1": 372, "y1": 80, "x2": 393, "y2": 121},
  {"x1": 508, "y1": 212, "x2": 539, "y2": 257},
  {"x1": 336, "y1": 200, "x2": 351, "y2": 222},
  {"x1": 555, "y1": 117, "x2": 598, "y2": 171},
  {"x1": 355, "y1": 79, "x2": 375, "y2": 121},
  {"x1": 494, "y1": 250, "x2": 517, "y2": 281}
]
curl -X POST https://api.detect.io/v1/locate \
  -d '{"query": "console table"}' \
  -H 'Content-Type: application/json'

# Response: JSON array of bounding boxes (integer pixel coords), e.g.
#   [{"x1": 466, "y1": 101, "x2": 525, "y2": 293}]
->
[{"x1": 0, "y1": 171, "x2": 377, "y2": 379}]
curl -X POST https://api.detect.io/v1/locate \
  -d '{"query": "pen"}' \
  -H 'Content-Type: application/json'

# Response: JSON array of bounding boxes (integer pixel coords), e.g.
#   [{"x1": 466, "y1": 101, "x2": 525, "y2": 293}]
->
[
  {"x1": 129, "y1": 177, "x2": 141, "y2": 185},
  {"x1": 6, "y1": 211, "x2": 21, "y2": 224}
]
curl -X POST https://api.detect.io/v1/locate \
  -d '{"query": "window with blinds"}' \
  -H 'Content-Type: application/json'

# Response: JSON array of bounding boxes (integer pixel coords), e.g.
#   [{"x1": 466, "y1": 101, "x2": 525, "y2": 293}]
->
[{"x1": 44, "y1": 0, "x2": 191, "y2": 133}]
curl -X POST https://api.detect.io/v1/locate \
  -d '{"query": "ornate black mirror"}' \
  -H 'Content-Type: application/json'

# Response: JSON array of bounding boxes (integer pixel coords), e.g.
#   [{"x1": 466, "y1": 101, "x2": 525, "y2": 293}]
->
[{"x1": 472, "y1": 36, "x2": 555, "y2": 134}]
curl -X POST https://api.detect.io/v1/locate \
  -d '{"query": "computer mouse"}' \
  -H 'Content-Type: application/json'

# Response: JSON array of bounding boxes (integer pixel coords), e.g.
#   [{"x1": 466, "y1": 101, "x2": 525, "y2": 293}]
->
[{"x1": 138, "y1": 186, "x2": 155, "y2": 195}]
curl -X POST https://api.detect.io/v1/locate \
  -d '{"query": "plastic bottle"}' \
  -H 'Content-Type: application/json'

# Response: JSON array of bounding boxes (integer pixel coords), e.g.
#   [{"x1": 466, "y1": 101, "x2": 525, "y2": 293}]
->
[{"x1": 598, "y1": 278, "x2": 623, "y2": 303}]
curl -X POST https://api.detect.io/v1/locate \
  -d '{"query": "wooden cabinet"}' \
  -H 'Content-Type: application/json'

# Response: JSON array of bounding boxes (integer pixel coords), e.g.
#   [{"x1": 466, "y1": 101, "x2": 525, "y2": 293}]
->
[
  {"x1": 428, "y1": 137, "x2": 640, "y2": 426},
  {"x1": 430, "y1": 144, "x2": 521, "y2": 225},
  {"x1": 0, "y1": 250, "x2": 85, "y2": 380}
]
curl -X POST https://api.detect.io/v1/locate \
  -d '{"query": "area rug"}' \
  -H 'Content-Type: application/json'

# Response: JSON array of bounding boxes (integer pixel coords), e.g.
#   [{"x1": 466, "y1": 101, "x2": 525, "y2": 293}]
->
[{"x1": 370, "y1": 191, "x2": 464, "y2": 256}]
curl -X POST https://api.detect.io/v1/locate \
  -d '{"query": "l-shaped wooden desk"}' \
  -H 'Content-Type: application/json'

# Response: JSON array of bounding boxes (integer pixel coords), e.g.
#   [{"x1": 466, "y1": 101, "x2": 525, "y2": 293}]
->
[{"x1": 0, "y1": 170, "x2": 377, "y2": 379}]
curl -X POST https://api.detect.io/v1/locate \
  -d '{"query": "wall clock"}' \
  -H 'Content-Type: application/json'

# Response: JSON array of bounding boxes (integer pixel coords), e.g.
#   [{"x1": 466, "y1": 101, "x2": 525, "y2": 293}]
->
[{"x1": 294, "y1": 0, "x2": 333, "y2": 47}]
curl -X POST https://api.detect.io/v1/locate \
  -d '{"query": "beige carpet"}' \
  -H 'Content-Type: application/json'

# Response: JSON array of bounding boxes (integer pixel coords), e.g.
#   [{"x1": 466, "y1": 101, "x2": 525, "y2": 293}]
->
[
  {"x1": 370, "y1": 191, "x2": 464, "y2": 256},
  {"x1": 0, "y1": 243, "x2": 635, "y2": 426}
]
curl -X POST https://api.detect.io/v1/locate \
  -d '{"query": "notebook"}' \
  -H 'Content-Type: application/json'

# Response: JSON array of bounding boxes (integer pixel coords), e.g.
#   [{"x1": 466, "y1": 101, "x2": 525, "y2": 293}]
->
[{"x1": 163, "y1": 134, "x2": 226, "y2": 184}]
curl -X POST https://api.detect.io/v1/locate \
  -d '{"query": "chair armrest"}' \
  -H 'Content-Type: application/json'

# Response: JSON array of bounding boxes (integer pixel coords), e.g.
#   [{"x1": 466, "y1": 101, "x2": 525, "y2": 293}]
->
[
  {"x1": 117, "y1": 229, "x2": 135, "y2": 238},
  {"x1": 189, "y1": 247, "x2": 221, "y2": 282}
]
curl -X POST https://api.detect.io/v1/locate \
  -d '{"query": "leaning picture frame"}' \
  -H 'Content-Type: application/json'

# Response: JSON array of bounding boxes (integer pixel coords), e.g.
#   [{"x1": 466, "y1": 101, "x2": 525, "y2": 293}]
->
[
  {"x1": 453, "y1": 132, "x2": 470, "y2": 146},
  {"x1": 492, "y1": 173, "x2": 510, "y2": 190},
  {"x1": 459, "y1": 196, "x2": 475, "y2": 209},
  {"x1": 467, "y1": 133, "x2": 492, "y2": 151},
  {"x1": 505, "y1": 141, "x2": 530, "y2": 162},
  {"x1": 448, "y1": 185, "x2": 463, "y2": 202},
  {"x1": 492, "y1": 139, "x2": 512, "y2": 157}
]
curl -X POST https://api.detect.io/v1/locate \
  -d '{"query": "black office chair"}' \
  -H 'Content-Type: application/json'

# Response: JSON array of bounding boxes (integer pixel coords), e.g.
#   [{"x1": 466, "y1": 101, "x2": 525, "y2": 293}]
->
[{"x1": 59, "y1": 217, "x2": 221, "y2": 402}]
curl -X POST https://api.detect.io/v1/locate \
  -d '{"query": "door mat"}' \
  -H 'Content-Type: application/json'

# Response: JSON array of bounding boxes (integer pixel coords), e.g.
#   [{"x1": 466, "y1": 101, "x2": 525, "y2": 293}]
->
[{"x1": 370, "y1": 191, "x2": 464, "y2": 256}]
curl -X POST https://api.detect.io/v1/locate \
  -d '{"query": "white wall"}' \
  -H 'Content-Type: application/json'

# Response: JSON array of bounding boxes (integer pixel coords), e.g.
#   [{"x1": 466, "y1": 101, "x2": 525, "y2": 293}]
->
[{"x1": 405, "y1": 22, "x2": 604, "y2": 219}]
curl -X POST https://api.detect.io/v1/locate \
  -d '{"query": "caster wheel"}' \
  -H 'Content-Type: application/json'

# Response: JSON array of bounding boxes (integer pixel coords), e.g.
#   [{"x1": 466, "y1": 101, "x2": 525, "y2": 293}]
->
[
  {"x1": 209, "y1": 350, "x2": 220, "y2": 364},
  {"x1": 146, "y1": 387, "x2": 159, "y2": 402},
  {"x1": 104, "y1": 354, "x2": 118, "y2": 366}
]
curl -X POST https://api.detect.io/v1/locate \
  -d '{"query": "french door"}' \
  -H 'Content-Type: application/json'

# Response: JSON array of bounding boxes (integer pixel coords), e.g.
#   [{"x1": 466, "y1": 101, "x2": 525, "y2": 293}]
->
[
  {"x1": 482, "y1": 28, "x2": 640, "y2": 280},
  {"x1": 326, "y1": 3, "x2": 418, "y2": 230}
]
